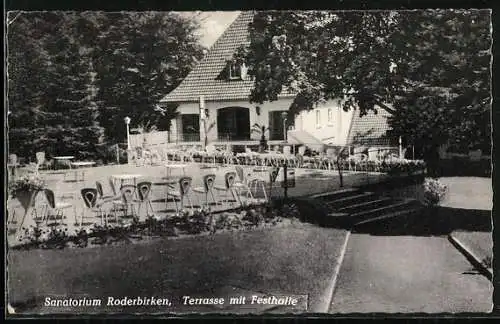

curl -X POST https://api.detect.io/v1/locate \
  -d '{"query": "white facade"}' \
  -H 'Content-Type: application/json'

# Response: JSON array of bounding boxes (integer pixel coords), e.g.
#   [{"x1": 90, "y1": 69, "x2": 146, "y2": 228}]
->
[
  {"x1": 172, "y1": 98, "x2": 293, "y2": 143},
  {"x1": 294, "y1": 99, "x2": 355, "y2": 146},
  {"x1": 171, "y1": 97, "x2": 354, "y2": 146}
]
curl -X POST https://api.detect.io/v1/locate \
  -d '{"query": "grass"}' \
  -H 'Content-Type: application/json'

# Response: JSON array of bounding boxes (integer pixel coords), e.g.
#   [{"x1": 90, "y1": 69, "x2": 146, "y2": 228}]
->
[{"x1": 7, "y1": 222, "x2": 348, "y2": 314}]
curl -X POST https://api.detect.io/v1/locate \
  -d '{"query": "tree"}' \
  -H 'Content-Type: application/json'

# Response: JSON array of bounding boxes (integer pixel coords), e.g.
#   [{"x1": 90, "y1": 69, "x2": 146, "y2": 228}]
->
[
  {"x1": 92, "y1": 12, "x2": 205, "y2": 144},
  {"x1": 7, "y1": 12, "x2": 105, "y2": 161},
  {"x1": 235, "y1": 10, "x2": 491, "y2": 166},
  {"x1": 7, "y1": 11, "x2": 205, "y2": 161}
]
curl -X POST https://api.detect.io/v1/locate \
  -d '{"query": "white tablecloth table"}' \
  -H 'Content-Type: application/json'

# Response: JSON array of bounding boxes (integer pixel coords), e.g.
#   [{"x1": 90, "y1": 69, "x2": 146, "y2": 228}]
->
[
  {"x1": 68, "y1": 161, "x2": 96, "y2": 182},
  {"x1": 110, "y1": 174, "x2": 143, "y2": 195},
  {"x1": 164, "y1": 163, "x2": 188, "y2": 177},
  {"x1": 53, "y1": 156, "x2": 75, "y2": 170}
]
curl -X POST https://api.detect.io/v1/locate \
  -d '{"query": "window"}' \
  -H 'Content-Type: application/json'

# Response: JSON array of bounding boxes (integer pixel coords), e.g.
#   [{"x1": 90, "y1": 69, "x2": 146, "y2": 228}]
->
[
  {"x1": 316, "y1": 110, "x2": 321, "y2": 128},
  {"x1": 228, "y1": 62, "x2": 241, "y2": 80},
  {"x1": 327, "y1": 108, "x2": 333, "y2": 125}
]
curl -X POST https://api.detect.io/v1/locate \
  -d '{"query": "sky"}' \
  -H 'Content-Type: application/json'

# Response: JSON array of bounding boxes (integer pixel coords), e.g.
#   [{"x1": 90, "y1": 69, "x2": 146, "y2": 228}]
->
[{"x1": 181, "y1": 11, "x2": 241, "y2": 48}]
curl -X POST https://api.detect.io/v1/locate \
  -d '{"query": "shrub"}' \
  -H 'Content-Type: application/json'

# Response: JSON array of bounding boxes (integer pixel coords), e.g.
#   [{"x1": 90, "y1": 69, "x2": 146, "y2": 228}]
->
[
  {"x1": 214, "y1": 213, "x2": 244, "y2": 231},
  {"x1": 422, "y1": 178, "x2": 448, "y2": 207},
  {"x1": 175, "y1": 208, "x2": 211, "y2": 234}
]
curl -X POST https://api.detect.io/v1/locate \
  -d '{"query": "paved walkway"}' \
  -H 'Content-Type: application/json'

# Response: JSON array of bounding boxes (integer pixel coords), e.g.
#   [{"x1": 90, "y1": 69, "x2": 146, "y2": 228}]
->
[{"x1": 329, "y1": 234, "x2": 492, "y2": 313}]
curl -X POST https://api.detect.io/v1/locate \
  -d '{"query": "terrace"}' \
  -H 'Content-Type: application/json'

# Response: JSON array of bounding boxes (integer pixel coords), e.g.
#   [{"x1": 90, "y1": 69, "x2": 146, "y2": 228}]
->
[{"x1": 6, "y1": 146, "x2": 425, "y2": 249}]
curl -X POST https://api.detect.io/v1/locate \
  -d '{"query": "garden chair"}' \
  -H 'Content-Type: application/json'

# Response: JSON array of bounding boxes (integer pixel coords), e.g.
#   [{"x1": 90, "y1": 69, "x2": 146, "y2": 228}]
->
[
  {"x1": 8, "y1": 154, "x2": 19, "y2": 180},
  {"x1": 134, "y1": 147, "x2": 145, "y2": 166},
  {"x1": 283, "y1": 145, "x2": 297, "y2": 167},
  {"x1": 222, "y1": 145, "x2": 237, "y2": 166},
  {"x1": 111, "y1": 185, "x2": 139, "y2": 221},
  {"x1": 193, "y1": 174, "x2": 219, "y2": 208},
  {"x1": 247, "y1": 170, "x2": 269, "y2": 202},
  {"x1": 26, "y1": 152, "x2": 45, "y2": 176},
  {"x1": 108, "y1": 177, "x2": 119, "y2": 196},
  {"x1": 149, "y1": 148, "x2": 162, "y2": 166},
  {"x1": 245, "y1": 148, "x2": 259, "y2": 166},
  {"x1": 349, "y1": 151, "x2": 368, "y2": 172},
  {"x1": 233, "y1": 165, "x2": 255, "y2": 201},
  {"x1": 214, "y1": 171, "x2": 241, "y2": 206},
  {"x1": 205, "y1": 144, "x2": 218, "y2": 166},
  {"x1": 175, "y1": 147, "x2": 189, "y2": 163},
  {"x1": 80, "y1": 188, "x2": 108, "y2": 226},
  {"x1": 41, "y1": 189, "x2": 73, "y2": 227},
  {"x1": 96, "y1": 181, "x2": 119, "y2": 203},
  {"x1": 158, "y1": 147, "x2": 169, "y2": 164},
  {"x1": 367, "y1": 147, "x2": 384, "y2": 172},
  {"x1": 297, "y1": 146, "x2": 315, "y2": 169},
  {"x1": 167, "y1": 176, "x2": 195, "y2": 214},
  {"x1": 136, "y1": 182, "x2": 155, "y2": 220},
  {"x1": 222, "y1": 150, "x2": 236, "y2": 166},
  {"x1": 324, "y1": 148, "x2": 338, "y2": 170}
]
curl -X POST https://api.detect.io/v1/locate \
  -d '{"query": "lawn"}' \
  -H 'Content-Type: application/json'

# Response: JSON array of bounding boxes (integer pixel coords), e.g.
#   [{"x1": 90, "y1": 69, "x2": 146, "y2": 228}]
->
[
  {"x1": 8, "y1": 222, "x2": 348, "y2": 315},
  {"x1": 439, "y1": 177, "x2": 492, "y2": 211}
]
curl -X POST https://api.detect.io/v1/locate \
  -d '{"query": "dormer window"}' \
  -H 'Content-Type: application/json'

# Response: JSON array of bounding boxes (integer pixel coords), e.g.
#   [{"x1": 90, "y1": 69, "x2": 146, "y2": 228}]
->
[
  {"x1": 215, "y1": 61, "x2": 248, "y2": 81},
  {"x1": 228, "y1": 62, "x2": 241, "y2": 80}
]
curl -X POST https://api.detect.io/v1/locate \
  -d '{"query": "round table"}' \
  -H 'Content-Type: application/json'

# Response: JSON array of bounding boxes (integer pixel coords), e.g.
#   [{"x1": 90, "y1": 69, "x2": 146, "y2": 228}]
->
[
  {"x1": 111, "y1": 174, "x2": 143, "y2": 186},
  {"x1": 164, "y1": 163, "x2": 187, "y2": 177},
  {"x1": 69, "y1": 161, "x2": 96, "y2": 182},
  {"x1": 53, "y1": 156, "x2": 75, "y2": 170}
]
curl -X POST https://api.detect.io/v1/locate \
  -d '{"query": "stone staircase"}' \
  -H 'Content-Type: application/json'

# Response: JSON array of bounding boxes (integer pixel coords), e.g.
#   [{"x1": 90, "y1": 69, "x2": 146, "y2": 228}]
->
[{"x1": 296, "y1": 188, "x2": 423, "y2": 228}]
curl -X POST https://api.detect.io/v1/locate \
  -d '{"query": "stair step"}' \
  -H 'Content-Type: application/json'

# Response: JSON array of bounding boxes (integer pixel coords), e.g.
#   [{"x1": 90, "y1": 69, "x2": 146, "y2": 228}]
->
[
  {"x1": 325, "y1": 192, "x2": 377, "y2": 209},
  {"x1": 350, "y1": 199, "x2": 420, "y2": 222},
  {"x1": 338, "y1": 197, "x2": 394, "y2": 213},
  {"x1": 353, "y1": 206, "x2": 424, "y2": 227},
  {"x1": 309, "y1": 188, "x2": 361, "y2": 201}
]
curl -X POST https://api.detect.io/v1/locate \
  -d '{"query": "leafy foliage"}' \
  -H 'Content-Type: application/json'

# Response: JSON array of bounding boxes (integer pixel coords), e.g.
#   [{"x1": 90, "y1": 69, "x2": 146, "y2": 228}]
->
[
  {"x1": 92, "y1": 12, "x2": 205, "y2": 141},
  {"x1": 9, "y1": 175, "x2": 45, "y2": 197},
  {"x1": 422, "y1": 178, "x2": 448, "y2": 207},
  {"x1": 7, "y1": 12, "x2": 205, "y2": 161},
  {"x1": 235, "y1": 10, "x2": 491, "y2": 161}
]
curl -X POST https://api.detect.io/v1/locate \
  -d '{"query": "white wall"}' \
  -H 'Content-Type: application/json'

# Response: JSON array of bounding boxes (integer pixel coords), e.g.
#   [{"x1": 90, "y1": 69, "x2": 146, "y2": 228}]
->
[
  {"x1": 295, "y1": 99, "x2": 355, "y2": 145},
  {"x1": 175, "y1": 98, "x2": 355, "y2": 145}
]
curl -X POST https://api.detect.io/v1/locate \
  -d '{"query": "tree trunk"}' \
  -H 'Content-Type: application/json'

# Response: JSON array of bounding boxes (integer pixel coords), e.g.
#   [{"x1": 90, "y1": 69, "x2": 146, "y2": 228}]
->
[
  {"x1": 424, "y1": 145, "x2": 441, "y2": 178},
  {"x1": 259, "y1": 137, "x2": 267, "y2": 153}
]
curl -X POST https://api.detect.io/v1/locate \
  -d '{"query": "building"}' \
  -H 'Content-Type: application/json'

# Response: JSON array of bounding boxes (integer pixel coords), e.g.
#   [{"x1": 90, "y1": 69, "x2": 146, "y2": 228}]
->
[{"x1": 160, "y1": 11, "x2": 394, "y2": 150}]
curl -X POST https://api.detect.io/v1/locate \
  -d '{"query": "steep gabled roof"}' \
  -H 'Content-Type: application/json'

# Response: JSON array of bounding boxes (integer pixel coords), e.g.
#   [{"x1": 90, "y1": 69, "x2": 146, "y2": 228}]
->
[
  {"x1": 160, "y1": 11, "x2": 295, "y2": 103},
  {"x1": 346, "y1": 107, "x2": 393, "y2": 146}
]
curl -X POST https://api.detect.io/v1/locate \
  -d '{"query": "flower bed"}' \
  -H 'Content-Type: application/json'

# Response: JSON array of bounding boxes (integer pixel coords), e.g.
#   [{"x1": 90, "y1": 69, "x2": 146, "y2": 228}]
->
[
  {"x1": 382, "y1": 159, "x2": 426, "y2": 175},
  {"x1": 11, "y1": 201, "x2": 302, "y2": 250}
]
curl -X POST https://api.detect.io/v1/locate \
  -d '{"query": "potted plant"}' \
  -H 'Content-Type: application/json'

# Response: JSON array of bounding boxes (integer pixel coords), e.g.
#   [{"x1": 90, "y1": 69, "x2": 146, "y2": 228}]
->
[
  {"x1": 252, "y1": 123, "x2": 269, "y2": 153},
  {"x1": 9, "y1": 175, "x2": 45, "y2": 210}
]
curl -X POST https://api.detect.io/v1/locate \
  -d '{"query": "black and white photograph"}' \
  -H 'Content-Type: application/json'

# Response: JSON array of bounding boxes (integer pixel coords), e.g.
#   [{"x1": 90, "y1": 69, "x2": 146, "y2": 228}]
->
[{"x1": 5, "y1": 9, "x2": 493, "y2": 316}]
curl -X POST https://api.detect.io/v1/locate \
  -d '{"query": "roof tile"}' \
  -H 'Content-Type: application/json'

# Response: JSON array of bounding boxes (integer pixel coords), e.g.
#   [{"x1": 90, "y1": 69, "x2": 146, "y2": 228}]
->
[
  {"x1": 346, "y1": 108, "x2": 393, "y2": 145},
  {"x1": 161, "y1": 11, "x2": 295, "y2": 103}
]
